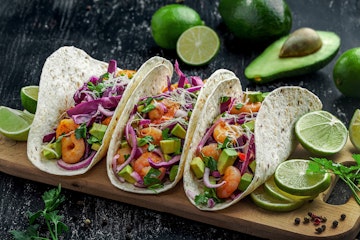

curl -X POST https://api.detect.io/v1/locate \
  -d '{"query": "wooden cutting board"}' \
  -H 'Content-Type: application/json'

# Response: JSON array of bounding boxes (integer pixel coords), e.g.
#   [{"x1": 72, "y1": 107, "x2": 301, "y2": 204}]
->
[{"x1": 0, "y1": 135, "x2": 359, "y2": 240}]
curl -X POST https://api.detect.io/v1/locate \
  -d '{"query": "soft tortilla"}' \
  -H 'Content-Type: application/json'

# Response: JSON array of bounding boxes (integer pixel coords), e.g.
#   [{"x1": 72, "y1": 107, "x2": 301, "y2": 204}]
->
[
  {"x1": 183, "y1": 76, "x2": 323, "y2": 211},
  {"x1": 27, "y1": 46, "x2": 173, "y2": 176},
  {"x1": 106, "y1": 69, "x2": 237, "y2": 194}
]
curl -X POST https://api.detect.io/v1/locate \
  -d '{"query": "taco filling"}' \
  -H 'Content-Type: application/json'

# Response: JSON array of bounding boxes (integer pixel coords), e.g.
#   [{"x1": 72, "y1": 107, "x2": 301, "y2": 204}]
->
[
  {"x1": 112, "y1": 64, "x2": 204, "y2": 190},
  {"x1": 190, "y1": 91, "x2": 267, "y2": 208},
  {"x1": 41, "y1": 60, "x2": 135, "y2": 170}
]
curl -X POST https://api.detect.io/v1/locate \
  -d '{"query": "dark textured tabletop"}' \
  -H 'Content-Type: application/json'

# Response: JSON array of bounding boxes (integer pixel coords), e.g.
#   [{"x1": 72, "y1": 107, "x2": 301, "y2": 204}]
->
[{"x1": 0, "y1": 0, "x2": 359, "y2": 239}]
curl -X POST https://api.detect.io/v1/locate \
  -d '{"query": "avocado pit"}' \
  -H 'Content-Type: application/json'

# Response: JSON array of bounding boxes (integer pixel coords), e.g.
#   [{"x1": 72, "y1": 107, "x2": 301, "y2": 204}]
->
[{"x1": 279, "y1": 27, "x2": 322, "y2": 58}]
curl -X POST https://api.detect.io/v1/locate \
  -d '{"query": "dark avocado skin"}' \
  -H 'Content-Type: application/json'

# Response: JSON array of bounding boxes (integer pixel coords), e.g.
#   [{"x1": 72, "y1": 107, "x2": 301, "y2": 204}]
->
[
  {"x1": 244, "y1": 31, "x2": 341, "y2": 84},
  {"x1": 219, "y1": 0, "x2": 292, "y2": 43}
]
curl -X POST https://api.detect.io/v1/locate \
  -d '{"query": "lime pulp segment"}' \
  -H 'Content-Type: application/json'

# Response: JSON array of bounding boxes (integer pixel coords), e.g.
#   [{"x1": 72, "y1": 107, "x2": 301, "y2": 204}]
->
[
  {"x1": 349, "y1": 109, "x2": 360, "y2": 151},
  {"x1": 21, "y1": 85, "x2": 39, "y2": 114},
  {"x1": 176, "y1": 26, "x2": 220, "y2": 66},
  {"x1": 274, "y1": 159, "x2": 331, "y2": 196},
  {"x1": 295, "y1": 110, "x2": 348, "y2": 156},
  {"x1": 0, "y1": 106, "x2": 34, "y2": 141},
  {"x1": 22, "y1": 86, "x2": 39, "y2": 100}
]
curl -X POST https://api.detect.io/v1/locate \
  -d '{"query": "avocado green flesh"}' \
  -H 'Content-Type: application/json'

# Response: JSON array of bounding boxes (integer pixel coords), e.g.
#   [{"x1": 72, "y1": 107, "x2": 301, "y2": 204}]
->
[{"x1": 245, "y1": 31, "x2": 340, "y2": 84}]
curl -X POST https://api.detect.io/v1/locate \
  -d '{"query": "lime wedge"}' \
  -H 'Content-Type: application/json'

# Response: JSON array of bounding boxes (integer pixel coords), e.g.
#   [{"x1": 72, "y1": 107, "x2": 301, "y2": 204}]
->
[
  {"x1": 20, "y1": 85, "x2": 39, "y2": 114},
  {"x1": 349, "y1": 109, "x2": 360, "y2": 151},
  {"x1": 295, "y1": 110, "x2": 348, "y2": 156},
  {"x1": 0, "y1": 106, "x2": 34, "y2": 141},
  {"x1": 274, "y1": 159, "x2": 331, "y2": 197},
  {"x1": 250, "y1": 185, "x2": 305, "y2": 212},
  {"x1": 264, "y1": 176, "x2": 317, "y2": 201},
  {"x1": 176, "y1": 25, "x2": 220, "y2": 66}
]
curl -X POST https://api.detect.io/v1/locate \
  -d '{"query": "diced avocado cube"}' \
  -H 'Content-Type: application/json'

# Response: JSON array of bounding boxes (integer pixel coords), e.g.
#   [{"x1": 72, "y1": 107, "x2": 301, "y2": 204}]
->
[
  {"x1": 217, "y1": 148, "x2": 238, "y2": 175},
  {"x1": 246, "y1": 91, "x2": 264, "y2": 103},
  {"x1": 120, "y1": 140, "x2": 129, "y2": 149},
  {"x1": 169, "y1": 164, "x2": 179, "y2": 182},
  {"x1": 118, "y1": 165, "x2": 136, "y2": 184},
  {"x1": 190, "y1": 157, "x2": 205, "y2": 179},
  {"x1": 249, "y1": 160, "x2": 256, "y2": 173},
  {"x1": 89, "y1": 123, "x2": 107, "y2": 141},
  {"x1": 261, "y1": 92, "x2": 269, "y2": 99},
  {"x1": 238, "y1": 172, "x2": 253, "y2": 191},
  {"x1": 137, "y1": 105, "x2": 144, "y2": 112},
  {"x1": 170, "y1": 123, "x2": 187, "y2": 139},
  {"x1": 42, "y1": 141, "x2": 62, "y2": 160},
  {"x1": 241, "y1": 120, "x2": 255, "y2": 132},
  {"x1": 208, "y1": 176, "x2": 216, "y2": 184},
  {"x1": 91, "y1": 142, "x2": 101, "y2": 151},
  {"x1": 160, "y1": 139, "x2": 181, "y2": 154},
  {"x1": 164, "y1": 154, "x2": 172, "y2": 161}
]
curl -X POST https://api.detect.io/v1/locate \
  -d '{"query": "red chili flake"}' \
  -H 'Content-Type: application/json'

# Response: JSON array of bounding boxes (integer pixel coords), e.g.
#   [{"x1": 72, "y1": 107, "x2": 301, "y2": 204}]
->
[{"x1": 313, "y1": 218, "x2": 321, "y2": 226}]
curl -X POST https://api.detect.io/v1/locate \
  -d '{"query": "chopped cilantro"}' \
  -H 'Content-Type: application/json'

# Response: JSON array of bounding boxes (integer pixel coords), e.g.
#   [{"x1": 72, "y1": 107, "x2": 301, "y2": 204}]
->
[
  {"x1": 75, "y1": 123, "x2": 87, "y2": 139},
  {"x1": 144, "y1": 168, "x2": 162, "y2": 186}
]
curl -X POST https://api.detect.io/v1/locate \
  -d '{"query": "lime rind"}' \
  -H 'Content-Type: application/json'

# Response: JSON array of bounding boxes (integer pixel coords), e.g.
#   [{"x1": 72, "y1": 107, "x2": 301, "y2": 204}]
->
[
  {"x1": 274, "y1": 159, "x2": 331, "y2": 196},
  {"x1": 250, "y1": 185, "x2": 304, "y2": 212},
  {"x1": 21, "y1": 85, "x2": 39, "y2": 114},
  {"x1": 295, "y1": 110, "x2": 348, "y2": 156},
  {"x1": 264, "y1": 176, "x2": 317, "y2": 201}
]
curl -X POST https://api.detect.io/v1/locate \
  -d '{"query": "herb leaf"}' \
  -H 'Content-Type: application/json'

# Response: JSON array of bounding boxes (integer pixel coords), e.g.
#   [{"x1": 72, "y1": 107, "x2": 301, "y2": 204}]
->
[
  {"x1": 75, "y1": 123, "x2": 87, "y2": 139},
  {"x1": 309, "y1": 155, "x2": 360, "y2": 205},
  {"x1": 10, "y1": 185, "x2": 69, "y2": 240}
]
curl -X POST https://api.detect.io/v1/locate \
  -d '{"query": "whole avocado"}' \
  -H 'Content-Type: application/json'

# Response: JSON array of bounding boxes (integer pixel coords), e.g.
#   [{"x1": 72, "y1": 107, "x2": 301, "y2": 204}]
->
[{"x1": 219, "y1": 0, "x2": 292, "y2": 43}]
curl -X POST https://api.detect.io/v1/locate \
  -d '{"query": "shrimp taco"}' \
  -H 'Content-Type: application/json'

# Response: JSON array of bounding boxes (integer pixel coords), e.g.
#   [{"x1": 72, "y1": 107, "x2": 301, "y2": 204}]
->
[
  {"x1": 183, "y1": 74, "x2": 323, "y2": 211},
  {"x1": 106, "y1": 64, "x2": 237, "y2": 194},
  {"x1": 27, "y1": 46, "x2": 173, "y2": 176}
]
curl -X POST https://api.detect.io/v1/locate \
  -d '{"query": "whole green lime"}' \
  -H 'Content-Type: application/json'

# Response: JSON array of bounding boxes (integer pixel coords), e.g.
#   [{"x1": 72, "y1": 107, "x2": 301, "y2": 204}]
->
[
  {"x1": 151, "y1": 4, "x2": 203, "y2": 49},
  {"x1": 333, "y1": 48, "x2": 360, "y2": 98},
  {"x1": 218, "y1": 0, "x2": 292, "y2": 43}
]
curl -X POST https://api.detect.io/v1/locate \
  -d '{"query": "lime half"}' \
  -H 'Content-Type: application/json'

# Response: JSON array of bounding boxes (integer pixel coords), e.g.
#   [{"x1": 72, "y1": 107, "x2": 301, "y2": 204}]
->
[
  {"x1": 0, "y1": 106, "x2": 34, "y2": 141},
  {"x1": 176, "y1": 25, "x2": 220, "y2": 66},
  {"x1": 250, "y1": 185, "x2": 305, "y2": 212},
  {"x1": 21, "y1": 85, "x2": 39, "y2": 114},
  {"x1": 274, "y1": 159, "x2": 331, "y2": 197},
  {"x1": 295, "y1": 110, "x2": 348, "y2": 156},
  {"x1": 349, "y1": 109, "x2": 360, "y2": 151}
]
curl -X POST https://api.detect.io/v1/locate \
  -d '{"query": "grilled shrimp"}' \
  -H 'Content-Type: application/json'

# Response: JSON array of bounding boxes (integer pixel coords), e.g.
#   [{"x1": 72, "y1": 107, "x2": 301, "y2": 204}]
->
[
  {"x1": 200, "y1": 143, "x2": 222, "y2": 161},
  {"x1": 56, "y1": 118, "x2": 79, "y2": 138},
  {"x1": 213, "y1": 121, "x2": 242, "y2": 144},
  {"x1": 132, "y1": 152, "x2": 166, "y2": 179},
  {"x1": 116, "y1": 146, "x2": 132, "y2": 165},
  {"x1": 139, "y1": 127, "x2": 163, "y2": 145},
  {"x1": 216, "y1": 166, "x2": 241, "y2": 199},
  {"x1": 61, "y1": 133, "x2": 85, "y2": 164}
]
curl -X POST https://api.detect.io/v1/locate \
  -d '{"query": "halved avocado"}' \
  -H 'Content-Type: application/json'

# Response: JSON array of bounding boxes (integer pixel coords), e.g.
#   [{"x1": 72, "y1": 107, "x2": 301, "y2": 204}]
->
[{"x1": 245, "y1": 31, "x2": 340, "y2": 84}]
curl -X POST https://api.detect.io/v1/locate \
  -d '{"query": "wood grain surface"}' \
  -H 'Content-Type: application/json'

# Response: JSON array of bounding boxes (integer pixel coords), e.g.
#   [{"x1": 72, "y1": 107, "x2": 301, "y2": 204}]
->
[
  {"x1": 1, "y1": 134, "x2": 359, "y2": 240},
  {"x1": 1, "y1": 0, "x2": 360, "y2": 239}
]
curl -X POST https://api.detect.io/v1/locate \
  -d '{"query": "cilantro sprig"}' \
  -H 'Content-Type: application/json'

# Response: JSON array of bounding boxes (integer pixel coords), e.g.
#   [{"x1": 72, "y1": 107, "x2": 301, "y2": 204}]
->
[
  {"x1": 308, "y1": 154, "x2": 360, "y2": 205},
  {"x1": 10, "y1": 185, "x2": 69, "y2": 240}
]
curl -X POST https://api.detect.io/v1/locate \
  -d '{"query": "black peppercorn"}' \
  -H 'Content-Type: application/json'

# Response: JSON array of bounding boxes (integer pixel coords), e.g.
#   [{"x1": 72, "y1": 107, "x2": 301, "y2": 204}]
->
[
  {"x1": 294, "y1": 217, "x2": 301, "y2": 225},
  {"x1": 332, "y1": 220, "x2": 338, "y2": 228},
  {"x1": 315, "y1": 227, "x2": 323, "y2": 234},
  {"x1": 340, "y1": 214, "x2": 346, "y2": 221}
]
